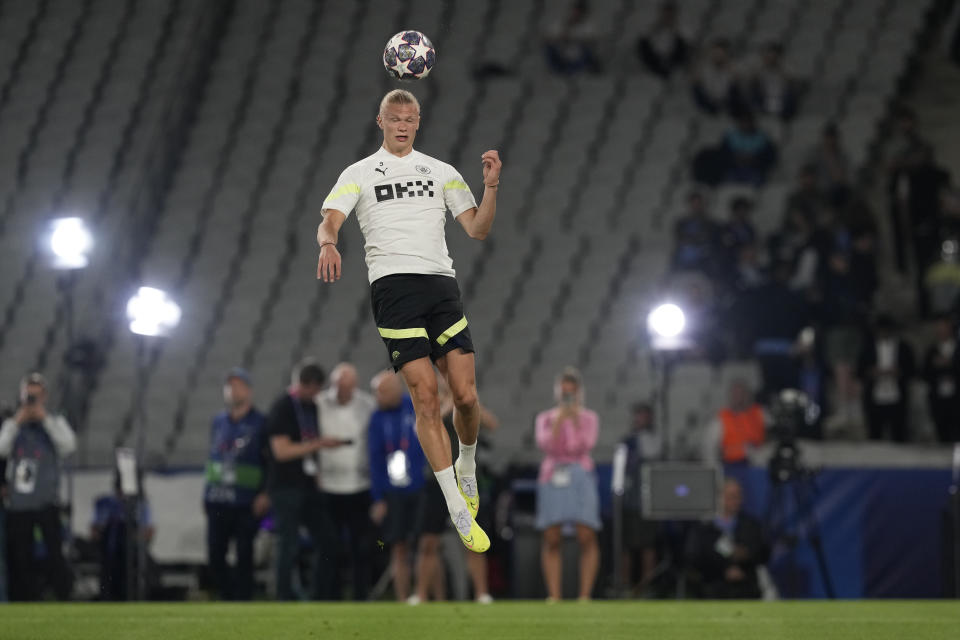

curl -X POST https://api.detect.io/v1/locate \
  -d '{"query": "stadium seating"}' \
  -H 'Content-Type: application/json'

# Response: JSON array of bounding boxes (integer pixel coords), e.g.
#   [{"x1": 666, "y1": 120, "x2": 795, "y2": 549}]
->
[{"x1": 0, "y1": 0, "x2": 934, "y2": 466}]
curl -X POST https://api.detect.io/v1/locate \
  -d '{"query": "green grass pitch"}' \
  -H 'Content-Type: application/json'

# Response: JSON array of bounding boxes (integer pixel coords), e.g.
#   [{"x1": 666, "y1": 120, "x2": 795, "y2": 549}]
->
[{"x1": 3, "y1": 601, "x2": 959, "y2": 640}]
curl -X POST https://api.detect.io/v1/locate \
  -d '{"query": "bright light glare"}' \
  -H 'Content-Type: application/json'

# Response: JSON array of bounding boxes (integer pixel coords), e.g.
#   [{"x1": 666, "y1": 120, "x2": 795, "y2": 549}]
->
[
  {"x1": 647, "y1": 303, "x2": 686, "y2": 338},
  {"x1": 49, "y1": 217, "x2": 93, "y2": 269},
  {"x1": 126, "y1": 287, "x2": 181, "y2": 337}
]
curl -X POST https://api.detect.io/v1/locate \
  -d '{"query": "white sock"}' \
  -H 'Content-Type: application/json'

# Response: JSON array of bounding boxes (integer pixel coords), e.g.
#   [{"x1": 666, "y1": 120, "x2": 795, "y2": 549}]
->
[
  {"x1": 435, "y1": 465, "x2": 469, "y2": 515},
  {"x1": 457, "y1": 439, "x2": 477, "y2": 477}
]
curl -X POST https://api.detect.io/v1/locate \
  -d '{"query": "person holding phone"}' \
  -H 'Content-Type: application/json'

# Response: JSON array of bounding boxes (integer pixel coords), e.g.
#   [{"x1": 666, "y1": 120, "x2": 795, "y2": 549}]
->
[
  {"x1": 315, "y1": 362, "x2": 377, "y2": 600},
  {"x1": 534, "y1": 367, "x2": 601, "y2": 602},
  {"x1": 267, "y1": 362, "x2": 344, "y2": 600},
  {"x1": 0, "y1": 373, "x2": 76, "y2": 601}
]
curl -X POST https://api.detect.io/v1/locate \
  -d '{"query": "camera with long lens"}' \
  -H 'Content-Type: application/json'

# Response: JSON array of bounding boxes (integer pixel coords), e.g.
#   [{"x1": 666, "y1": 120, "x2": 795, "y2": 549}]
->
[{"x1": 768, "y1": 389, "x2": 815, "y2": 484}]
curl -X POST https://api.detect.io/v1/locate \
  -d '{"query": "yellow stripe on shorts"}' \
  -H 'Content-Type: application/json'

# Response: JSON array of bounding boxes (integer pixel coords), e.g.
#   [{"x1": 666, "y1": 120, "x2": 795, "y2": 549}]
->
[
  {"x1": 378, "y1": 327, "x2": 428, "y2": 340},
  {"x1": 436, "y1": 316, "x2": 468, "y2": 346}
]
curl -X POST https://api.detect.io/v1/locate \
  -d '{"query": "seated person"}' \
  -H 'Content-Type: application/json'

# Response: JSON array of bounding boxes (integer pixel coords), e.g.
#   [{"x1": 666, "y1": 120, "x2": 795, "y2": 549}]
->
[
  {"x1": 742, "y1": 41, "x2": 802, "y2": 121},
  {"x1": 692, "y1": 38, "x2": 740, "y2": 115},
  {"x1": 718, "y1": 111, "x2": 778, "y2": 187},
  {"x1": 543, "y1": 1, "x2": 601, "y2": 75},
  {"x1": 91, "y1": 470, "x2": 155, "y2": 601},
  {"x1": 637, "y1": 1, "x2": 689, "y2": 79},
  {"x1": 685, "y1": 478, "x2": 768, "y2": 598},
  {"x1": 671, "y1": 190, "x2": 718, "y2": 273}
]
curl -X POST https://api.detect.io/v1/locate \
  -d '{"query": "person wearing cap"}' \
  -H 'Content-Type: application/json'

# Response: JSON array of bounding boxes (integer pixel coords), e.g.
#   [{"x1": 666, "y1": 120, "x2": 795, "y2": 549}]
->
[
  {"x1": 534, "y1": 366, "x2": 601, "y2": 602},
  {"x1": 203, "y1": 367, "x2": 269, "y2": 600},
  {"x1": 0, "y1": 373, "x2": 76, "y2": 600}
]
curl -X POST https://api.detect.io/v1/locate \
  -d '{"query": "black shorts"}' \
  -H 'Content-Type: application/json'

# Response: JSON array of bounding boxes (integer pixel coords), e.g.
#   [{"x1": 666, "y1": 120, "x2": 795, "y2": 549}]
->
[
  {"x1": 383, "y1": 491, "x2": 422, "y2": 544},
  {"x1": 370, "y1": 274, "x2": 475, "y2": 370}
]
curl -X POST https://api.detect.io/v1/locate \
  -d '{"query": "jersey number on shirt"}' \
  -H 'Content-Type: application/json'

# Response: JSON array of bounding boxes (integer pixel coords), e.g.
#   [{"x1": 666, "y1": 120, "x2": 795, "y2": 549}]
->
[{"x1": 375, "y1": 180, "x2": 435, "y2": 202}]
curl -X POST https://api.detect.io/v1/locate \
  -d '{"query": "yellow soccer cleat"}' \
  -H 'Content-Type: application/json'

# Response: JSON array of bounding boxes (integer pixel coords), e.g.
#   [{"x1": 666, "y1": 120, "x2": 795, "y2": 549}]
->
[
  {"x1": 452, "y1": 509, "x2": 490, "y2": 553},
  {"x1": 455, "y1": 458, "x2": 479, "y2": 519}
]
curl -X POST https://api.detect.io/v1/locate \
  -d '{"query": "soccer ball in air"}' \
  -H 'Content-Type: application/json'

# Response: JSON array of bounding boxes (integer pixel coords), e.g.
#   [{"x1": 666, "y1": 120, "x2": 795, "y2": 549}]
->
[{"x1": 383, "y1": 30, "x2": 436, "y2": 80}]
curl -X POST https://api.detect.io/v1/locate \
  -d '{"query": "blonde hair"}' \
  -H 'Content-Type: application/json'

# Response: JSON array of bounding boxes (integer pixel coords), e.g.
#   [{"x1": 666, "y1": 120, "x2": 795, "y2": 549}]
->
[
  {"x1": 554, "y1": 366, "x2": 585, "y2": 405},
  {"x1": 379, "y1": 89, "x2": 420, "y2": 115}
]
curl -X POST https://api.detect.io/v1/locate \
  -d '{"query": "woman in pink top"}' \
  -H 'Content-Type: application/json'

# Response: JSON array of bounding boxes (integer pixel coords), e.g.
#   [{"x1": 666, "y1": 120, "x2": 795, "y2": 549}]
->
[{"x1": 534, "y1": 367, "x2": 601, "y2": 602}]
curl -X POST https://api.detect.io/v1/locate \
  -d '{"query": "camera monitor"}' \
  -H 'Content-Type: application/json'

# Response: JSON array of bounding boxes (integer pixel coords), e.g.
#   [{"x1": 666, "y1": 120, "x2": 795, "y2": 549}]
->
[{"x1": 641, "y1": 463, "x2": 721, "y2": 520}]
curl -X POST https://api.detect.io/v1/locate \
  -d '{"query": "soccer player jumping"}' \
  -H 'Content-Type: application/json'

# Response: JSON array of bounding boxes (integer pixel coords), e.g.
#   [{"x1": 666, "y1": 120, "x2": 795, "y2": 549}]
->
[{"x1": 317, "y1": 89, "x2": 501, "y2": 553}]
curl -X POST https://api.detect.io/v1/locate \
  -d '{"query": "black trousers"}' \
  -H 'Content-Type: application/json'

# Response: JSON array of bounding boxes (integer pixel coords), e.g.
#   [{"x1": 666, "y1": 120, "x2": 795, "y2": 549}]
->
[
  {"x1": 865, "y1": 401, "x2": 908, "y2": 443},
  {"x1": 324, "y1": 490, "x2": 374, "y2": 601},
  {"x1": 930, "y1": 398, "x2": 960, "y2": 443},
  {"x1": 270, "y1": 487, "x2": 338, "y2": 601},
  {"x1": 6, "y1": 506, "x2": 72, "y2": 601},
  {"x1": 206, "y1": 503, "x2": 260, "y2": 600}
]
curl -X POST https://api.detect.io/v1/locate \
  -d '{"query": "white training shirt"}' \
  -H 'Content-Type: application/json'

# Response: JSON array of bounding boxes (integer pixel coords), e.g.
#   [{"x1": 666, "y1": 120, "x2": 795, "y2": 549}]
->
[
  {"x1": 316, "y1": 388, "x2": 376, "y2": 494},
  {"x1": 322, "y1": 147, "x2": 478, "y2": 284}
]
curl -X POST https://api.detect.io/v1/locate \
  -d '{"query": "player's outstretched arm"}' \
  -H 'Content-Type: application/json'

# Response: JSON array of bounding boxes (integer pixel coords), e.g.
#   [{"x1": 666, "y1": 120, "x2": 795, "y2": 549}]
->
[
  {"x1": 317, "y1": 209, "x2": 346, "y2": 282},
  {"x1": 456, "y1": 150, "x2": 501, "y2": 241}
]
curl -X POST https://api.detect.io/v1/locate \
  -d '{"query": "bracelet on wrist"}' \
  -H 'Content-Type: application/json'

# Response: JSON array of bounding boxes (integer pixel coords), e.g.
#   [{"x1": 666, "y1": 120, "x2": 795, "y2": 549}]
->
[
  {"x1": 320, "y1": 241, "x2": 337, "y2": 250},
  {"x1": 484, "y1": 182, "x2": 499, "y2": 188}
]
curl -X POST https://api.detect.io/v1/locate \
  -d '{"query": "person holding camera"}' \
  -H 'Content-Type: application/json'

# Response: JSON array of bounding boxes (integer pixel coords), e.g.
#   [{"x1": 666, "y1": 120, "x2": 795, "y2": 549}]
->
[
  {"x1": 534, "y1": 367, "x2": 601, "y2": 602},
  {"x1": 0, "y1": 373, "x2": 76, "y2": 600}
]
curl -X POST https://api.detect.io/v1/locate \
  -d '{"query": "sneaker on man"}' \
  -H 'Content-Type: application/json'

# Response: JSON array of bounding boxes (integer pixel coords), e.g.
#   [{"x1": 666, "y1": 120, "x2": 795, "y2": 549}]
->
[{"x1": 452, "y1": 508, "x2": 489, "y2": 553}]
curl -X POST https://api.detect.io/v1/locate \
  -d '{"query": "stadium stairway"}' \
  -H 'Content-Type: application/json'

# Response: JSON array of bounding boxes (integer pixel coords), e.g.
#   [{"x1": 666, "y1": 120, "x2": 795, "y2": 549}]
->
[{"x1": 0, "y1": 0, "x2": 204, "y2": 426}]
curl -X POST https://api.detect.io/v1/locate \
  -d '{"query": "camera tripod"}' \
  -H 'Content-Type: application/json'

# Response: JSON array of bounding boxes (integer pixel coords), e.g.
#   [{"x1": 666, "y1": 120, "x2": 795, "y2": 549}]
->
[{"x1": 764, "y1": 452, "x2": 836, "y2": 599}]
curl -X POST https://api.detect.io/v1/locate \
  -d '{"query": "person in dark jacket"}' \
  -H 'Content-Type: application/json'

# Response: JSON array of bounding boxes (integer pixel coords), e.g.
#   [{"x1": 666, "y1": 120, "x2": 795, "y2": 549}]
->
[
  {"x1": 923, "y1": 315, "x2": 960, "y2": 443},
  {"x1": 685, "y1": 478, "x2": 768, "y2": 599},
  {"x1": 368, "y1": 370, "x2": 426, "y2": 602},
  {"x1": 636, "y1": 1, "x2": 689, "y2": 79},
  {"x1": 857, "y1": 315, "x2": 916, "y2": 442},
  {"x1": 204, "y1": 367, "x2": 270, "y2": 600}
]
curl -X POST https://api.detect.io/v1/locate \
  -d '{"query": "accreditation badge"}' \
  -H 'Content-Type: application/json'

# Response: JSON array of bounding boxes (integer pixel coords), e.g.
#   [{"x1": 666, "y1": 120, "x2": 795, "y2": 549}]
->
[
  {"x1": 387, "y1": 450, "x2": 411, "y2": 488},
  {"x1": 14, "y1": 458, "x2": 38, "y2": 495},
  {"x1": 715, "y1": 534, "x2": 735, "y2": 558},
  {"x1": 550, "y1": 465, "x2": 572, "y2": 488},
  {"x1": 221, "y1": 460, "x2": 237, "y2": 485}
]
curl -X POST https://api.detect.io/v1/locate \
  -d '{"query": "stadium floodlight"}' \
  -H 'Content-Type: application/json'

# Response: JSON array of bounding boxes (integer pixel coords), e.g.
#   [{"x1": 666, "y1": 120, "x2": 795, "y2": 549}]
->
[
  {"x1": 647, "y1": 302, "x2": 686, "y2": 338},
  {"x1": 48, "y1": 217, "x2": 93, "y2": 270},
  {"x1": 126, "y1": 287, "x2": 181, "y2": 337},
  {"x1": 647, "y1": 302, "x2": 692, "y2": 352}
]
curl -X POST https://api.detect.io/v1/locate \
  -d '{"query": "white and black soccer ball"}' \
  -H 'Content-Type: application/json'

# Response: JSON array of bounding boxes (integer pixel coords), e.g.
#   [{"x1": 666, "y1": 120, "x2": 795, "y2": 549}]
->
[{"x1": 383, "y1": 30, "x2": 436, "y2": 80}]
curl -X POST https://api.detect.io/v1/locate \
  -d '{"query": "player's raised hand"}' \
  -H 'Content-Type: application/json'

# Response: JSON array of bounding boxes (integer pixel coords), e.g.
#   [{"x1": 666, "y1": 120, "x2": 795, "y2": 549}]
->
[
  {"x1": 481, "y1": 150, "x2": 501, "y2": 187},
  {"x1": 317, "y1": 244, "x2": 341, "y2": 282}
]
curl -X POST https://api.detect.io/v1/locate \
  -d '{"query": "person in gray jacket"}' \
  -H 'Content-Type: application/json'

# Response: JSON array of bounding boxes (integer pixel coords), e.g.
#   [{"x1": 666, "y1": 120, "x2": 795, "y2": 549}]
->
[{"x1": 0, "y1": 373, "x2": 76, "y2": 600}]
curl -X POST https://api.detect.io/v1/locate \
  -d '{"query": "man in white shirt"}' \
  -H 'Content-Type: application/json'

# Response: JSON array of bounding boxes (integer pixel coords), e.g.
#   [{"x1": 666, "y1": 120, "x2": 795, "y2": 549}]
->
[
  {"x1": 316, "y1": 362, "x2": 376, "y2": 600},
  {"x1": 316, "y1": 89, "x2": 501, "y2": 553}
]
